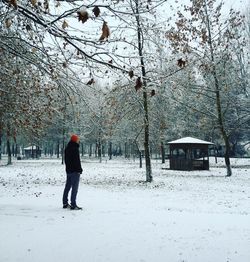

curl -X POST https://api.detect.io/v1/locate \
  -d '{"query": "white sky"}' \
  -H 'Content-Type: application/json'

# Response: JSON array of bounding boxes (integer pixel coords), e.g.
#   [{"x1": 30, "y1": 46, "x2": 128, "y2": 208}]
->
[{"x1": 223, "y1": 0, "x2": 249, "y2": 9}]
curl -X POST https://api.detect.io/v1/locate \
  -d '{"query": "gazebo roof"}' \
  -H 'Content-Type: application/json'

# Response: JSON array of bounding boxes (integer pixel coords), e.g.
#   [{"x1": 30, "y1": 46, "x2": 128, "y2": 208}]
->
[{"x1": 167, "y1": 137, "x2": 214, "y2": 145}]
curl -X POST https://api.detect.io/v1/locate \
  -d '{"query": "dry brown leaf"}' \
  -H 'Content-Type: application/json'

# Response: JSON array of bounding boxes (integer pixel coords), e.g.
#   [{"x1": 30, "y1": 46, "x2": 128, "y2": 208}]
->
[
  {"x1": 26, "y1": 24, "x2": 31, "y2": 30},
  {"x1": 99, "y1": 21, "x2": 110, "y2": 41},
  {"x1": 129, "y1": 70, "x2": 134, "y2": 79},
  {"x1": 93, "y1": 6, "x2": 100, "y2": 17},
  {"x1": 62, "y1": 20, "x2": 68, "y2": 29},
  {"x1": 135, "y1": 77, "x2": 142, "y2": 91},
  {"x1": 177, "y1": 58, "x2": 186, "y2": 68},
  {"x1": 86, "y1": 78, "x2": 95, "y2": 85},
  {"x1": 77, "y1": 10, "x2": 89, "y2": 23},
  {"x1": 30, "y1": 0, "x2": 37, "y2": 6},
  {"x1": 5, "y1": 18, "x2": 12, "y2": 28},
  {"x1": 9, "y1": 0, "x2": 17, "y2": 8},
  {"x1": 44, "y1": 0, "x2": 49, "y2": 11}
]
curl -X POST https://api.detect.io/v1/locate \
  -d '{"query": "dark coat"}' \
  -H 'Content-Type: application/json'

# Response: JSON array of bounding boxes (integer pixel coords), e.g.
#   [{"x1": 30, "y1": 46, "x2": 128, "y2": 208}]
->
[{"x1": 65, "y1": 141, "x2": 83, "y2": 174}]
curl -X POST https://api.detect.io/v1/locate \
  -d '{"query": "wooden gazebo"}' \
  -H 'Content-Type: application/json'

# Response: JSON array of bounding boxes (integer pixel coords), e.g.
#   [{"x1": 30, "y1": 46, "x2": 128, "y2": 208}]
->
[
  {"x1": 24, "y1": 146, "x2": 41, "y2": 159},
  {"x1": 167, "y1": 137, "x2": 214, "y2": 171}
]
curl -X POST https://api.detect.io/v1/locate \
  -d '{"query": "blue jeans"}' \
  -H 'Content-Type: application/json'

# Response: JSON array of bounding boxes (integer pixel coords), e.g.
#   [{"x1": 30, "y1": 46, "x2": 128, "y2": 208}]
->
[{"x1": 62, "y1": 172, "x2": 80, "y2": 207}]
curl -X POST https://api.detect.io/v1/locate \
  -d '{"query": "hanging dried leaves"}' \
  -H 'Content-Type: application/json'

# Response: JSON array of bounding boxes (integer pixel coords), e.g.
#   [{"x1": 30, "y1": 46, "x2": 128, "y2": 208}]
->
[
  {"x1": 9, "y1": 0, "x2": 17, "y2": 8},
  {"x1": 26, "y1": 24, "x2": 31, "y2": 31},
  {"x1": 201, "y1": 28, "x2": 207, "y2": 43},
  {"x1": 43, "y1": 0, "x2": 49, "y2": 11},
  {"x1": 177, "y1": 58, "x2": 186, "y2": 68},
  {"x1": 93, "y1": 6, "x2": 100, "y2": 17},
  {"x1": 62, "y1": 20, "x2": 69, "y2": 29},
  {"x1": 5, "y1": 18, "x2": 12, "y2": 28},
  {"x1": 199, "y1": 63, "x2": 211, "y2": 72},
  {"x1": 129, "y1": 70, "x2": 134, "y2": 79},
  {"x1": 135, "y1": 77, "x2": 142, "y2": 91},
  {"x1": 77, "y1": 10, "x2": 89, "y2": 23},
  {"x1": 86, "y1": 78, "x2": 95, "y2": 85},
  {"x1": 99, "y1": 22, "x2": 110, "y2": 41},
  {"x1": 30, "y1": 0, "x2": 37, "y2": 7}
]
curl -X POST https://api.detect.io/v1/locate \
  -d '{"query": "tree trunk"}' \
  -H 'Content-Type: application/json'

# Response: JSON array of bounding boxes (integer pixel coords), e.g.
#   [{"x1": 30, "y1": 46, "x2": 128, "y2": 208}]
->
[
  {"x1": 95, "y1": 141, "x2": 98, "y2": 158},
  {"x1": 144, "y1": 113, "x2": 152, "y2": 181},
  {"x1": 108, "y1": 142, "x2": 112, "y2": 160},
  {"x1": 102, "y1": 144, "x2": 105, "y2": 157},
  {"x1": 98, "y1": 139, "x2": 102, "y2": 163},
  {"x1": 89, "y1": 144, "x2": 92, "y2": 157},
  {"x1": 57, "y1": 140, "x2": 60, "y2": 159},
  {"x1": 12, "y1": 144, "x2": 15, "y2": 157},
  {"x1": 81, "y1": 143, "x2": 84, "y2": 157},
  {"x1": 222, "y1": 133, "x2": 232, "y2": 177},
  {"x1": 139, "y1": 151, "x2": 142, "y2": 168},
  {"x1": 61, "y1": 130, "x2": 65, "y2": 165},
  {"x1": 135, "y1": 0, "x2": 152, "y2": 182},
  {"x1": 125, "y1": 142, "x2": 128, "y2": 158},
  {"x1": 214, "y1": 145, "x2": 218, "y2": 164},
  {"x1": 37, "y1": 146, "x2": 40, "y2": 159},
  {"x1": 205, "y1": 2, "x2": 232, "y2": 176},
  {"x1": 7, "y1": 138, "x2": 11, "y2": 165},
  {"x1": 161, "y1": 141, "x2": 165, "y2": 164},
  {"x1": 0, "y1": 131, "x2": 2, "y2": 160},
  {"x1": 31, "y1": 146, "x2": 34, "y2": 159},
  {"x1": 50, "y1": 145, "x2": 53, "y2": 157},
  {"x1": 15, "y1": 143, "x2": 18, "y2": 157}
]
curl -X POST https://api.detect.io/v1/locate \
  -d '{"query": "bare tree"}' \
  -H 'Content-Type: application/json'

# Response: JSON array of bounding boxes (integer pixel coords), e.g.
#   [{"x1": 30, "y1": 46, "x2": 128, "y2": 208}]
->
[{"x1": 166, "y1": 0, "x2": 248, "y2": 176}]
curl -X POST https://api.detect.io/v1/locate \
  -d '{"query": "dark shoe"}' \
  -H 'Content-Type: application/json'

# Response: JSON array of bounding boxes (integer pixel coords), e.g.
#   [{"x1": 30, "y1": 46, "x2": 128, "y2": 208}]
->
[
  {"x1": 63, "y1": 204, "x2": 71, "y2": 209},
  {"x1": 70, "y1": 205, "x2": 82, "y2": 210}
]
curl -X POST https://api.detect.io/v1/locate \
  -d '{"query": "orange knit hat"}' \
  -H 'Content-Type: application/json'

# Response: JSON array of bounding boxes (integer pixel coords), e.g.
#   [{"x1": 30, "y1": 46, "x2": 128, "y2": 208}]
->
[{"x1": 71, "y1": 134, "x2": 79, "y2": 143}]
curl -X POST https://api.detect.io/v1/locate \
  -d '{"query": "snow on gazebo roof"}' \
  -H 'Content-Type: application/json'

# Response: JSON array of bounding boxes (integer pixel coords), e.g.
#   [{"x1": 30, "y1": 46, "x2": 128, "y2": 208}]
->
[
  {"x1": 24, "y1": 146, "x2": 40, "y2": 150},
  {"x1": 167, "y1": 137, "x2": 214, "y2": 145}
]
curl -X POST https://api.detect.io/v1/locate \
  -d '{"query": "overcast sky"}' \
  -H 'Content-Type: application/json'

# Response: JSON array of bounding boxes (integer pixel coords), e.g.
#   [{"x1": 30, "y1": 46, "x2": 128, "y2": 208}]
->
[
  {"x1": 167, "y1": 0, "x2": 249, "y2": 12},
  {"x1": 224, "y1": 0, "x2": 249, "y2": 9}
]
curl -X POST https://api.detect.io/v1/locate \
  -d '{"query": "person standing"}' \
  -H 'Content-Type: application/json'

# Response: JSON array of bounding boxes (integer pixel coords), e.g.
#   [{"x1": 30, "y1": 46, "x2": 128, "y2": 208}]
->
[{"x1": 62, "y1": 134, "x2": 83, "y2": 210}]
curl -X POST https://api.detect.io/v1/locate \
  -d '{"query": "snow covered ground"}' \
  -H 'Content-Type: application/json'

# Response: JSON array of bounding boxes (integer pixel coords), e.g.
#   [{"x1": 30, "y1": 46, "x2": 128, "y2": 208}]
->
[{"x1": 0, "y1": 157, "x2": 249, "y2": 262}]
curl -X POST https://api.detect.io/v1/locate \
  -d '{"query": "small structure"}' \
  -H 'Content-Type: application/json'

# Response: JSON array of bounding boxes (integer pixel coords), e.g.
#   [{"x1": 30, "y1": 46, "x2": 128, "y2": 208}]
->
[
  {"x1": 24, "y1": 146, "x2": 41, "y2": 159},
  {"x1": 167, "y1": 137, "x2": 214, "y2": 171}
]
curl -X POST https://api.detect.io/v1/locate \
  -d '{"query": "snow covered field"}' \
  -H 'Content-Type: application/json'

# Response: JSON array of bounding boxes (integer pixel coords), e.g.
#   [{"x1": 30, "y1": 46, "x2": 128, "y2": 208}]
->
[{"x1": 0, "y1": 157, "x2": 249, "y2": 262}]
